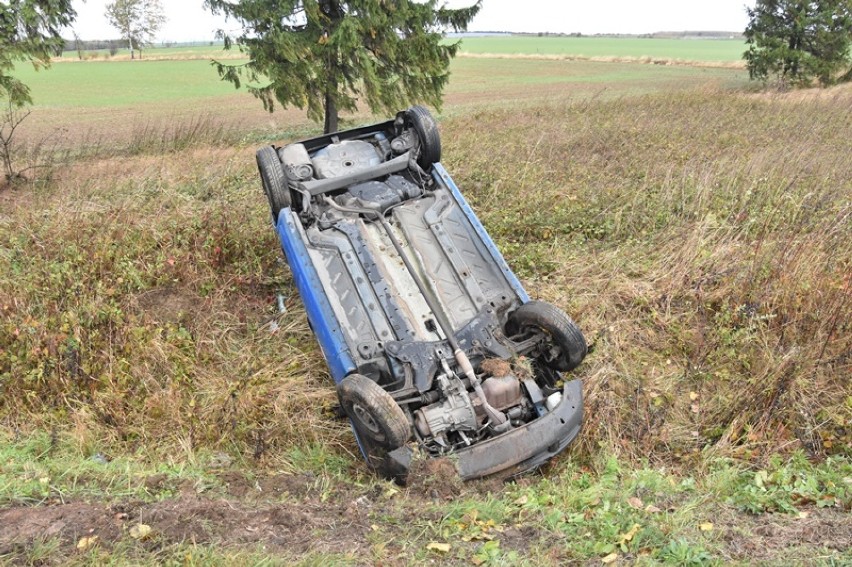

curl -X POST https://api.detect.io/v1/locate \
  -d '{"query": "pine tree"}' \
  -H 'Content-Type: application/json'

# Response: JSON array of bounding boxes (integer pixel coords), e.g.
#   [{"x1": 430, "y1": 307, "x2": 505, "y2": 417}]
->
[
  {"x1": 744, "y1": 0, "x2": 852, "y2": 87},
  {"x1": 0, "y1": 0, "x2": 76, "y2": 106},
  {"x1": 204, "y1": 0, "x2": 481, "y2": 133}
]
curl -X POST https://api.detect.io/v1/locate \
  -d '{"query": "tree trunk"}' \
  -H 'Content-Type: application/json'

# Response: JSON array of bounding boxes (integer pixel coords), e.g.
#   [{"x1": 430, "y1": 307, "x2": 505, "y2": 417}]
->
[
  {"x1": 321, "y1": 0, "x2": 343, "y2": 134},
  {"x1": 129, "y1": 37, "x2": 134, "y2": 60},
  {"x1": 324, "y1": 89, "x2": 338, "y2": 134}
]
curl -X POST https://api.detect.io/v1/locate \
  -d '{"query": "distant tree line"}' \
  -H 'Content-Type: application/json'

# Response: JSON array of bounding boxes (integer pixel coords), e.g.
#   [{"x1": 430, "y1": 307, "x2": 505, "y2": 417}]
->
[{"x1": 62, "y1": 39, "x2": 125, "y2": 56}]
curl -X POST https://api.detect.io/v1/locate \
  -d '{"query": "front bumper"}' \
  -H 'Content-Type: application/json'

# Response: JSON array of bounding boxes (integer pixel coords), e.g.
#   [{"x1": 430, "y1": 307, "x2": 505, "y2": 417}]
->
[{"x1": 384, "y1": 379, "x2": 583, "y2": 481}]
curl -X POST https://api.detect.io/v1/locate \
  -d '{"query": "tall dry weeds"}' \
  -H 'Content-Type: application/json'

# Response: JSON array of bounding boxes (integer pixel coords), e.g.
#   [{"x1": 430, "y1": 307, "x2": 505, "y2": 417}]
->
[
  {"x1": 445, "y1": 88, "x2": 851, "y2": 464},
  {"x1": 0, "y1": 87, "x2": 849, "y2": 468}
]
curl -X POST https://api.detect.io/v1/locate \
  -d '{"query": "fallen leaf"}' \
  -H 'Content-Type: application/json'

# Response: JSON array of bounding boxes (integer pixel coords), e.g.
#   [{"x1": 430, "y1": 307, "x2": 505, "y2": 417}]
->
[
  {"x1": 627, "y1": 496, "x2": 643, "y2": 509},
  {"x1": 645, "y1": 505, "x2": 662, "y2": 513},
  {"x1": 426, "y1": 542, "x2": 450, "y2": 553},
  {"x1": 619, "y1": 523, "x2": 641, "y2": 545},
  {"x1": 129, "y1": 523, "x2": 152, "y2": 540},
  {"x1": 691, "y1": 403, "x2": 700, "y2": 413},
  {"x1": 699, "y1": 522, "x2": 713, "y2": 531},
  {"x1": 689, "y1": 391, "x2": 699, "y2": 401},
  {"x1": 798, "y1": 511, "x2": 809, "y2": 519},
  {"x1": 76, "y1": 536, "x2": 98, "y2": 550},
  {"x1": 514, "y1": 494, "x2": 529, "y2": 506},
  {"x1": 601, "y1": 552, "x2": 619, "y2": 564}
]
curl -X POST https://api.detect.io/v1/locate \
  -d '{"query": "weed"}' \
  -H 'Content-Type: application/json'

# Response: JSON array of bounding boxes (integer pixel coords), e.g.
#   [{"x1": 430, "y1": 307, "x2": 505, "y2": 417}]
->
[{"x1": 0, "y1": 64, "x2": 850, "y2": 565}]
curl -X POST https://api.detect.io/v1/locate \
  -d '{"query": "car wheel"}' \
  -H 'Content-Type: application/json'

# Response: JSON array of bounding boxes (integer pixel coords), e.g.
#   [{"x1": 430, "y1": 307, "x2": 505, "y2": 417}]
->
[
  {"x1": 506, "y1": 300, "x2": 587, "y2": 372},
  {"x1": 406, "y1": 105, "x2": 441, "y2": 170},
  {"x1": 337, "y1": 373, "x2": 410, "y2": 450},
  {"x1": 256, "y1": 145, "x2": 291, "y2": 223}
]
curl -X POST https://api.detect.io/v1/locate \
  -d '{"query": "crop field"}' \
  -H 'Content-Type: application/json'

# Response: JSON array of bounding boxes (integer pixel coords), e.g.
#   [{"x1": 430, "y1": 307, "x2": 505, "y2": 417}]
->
[
  {"x1": 1, "y1": 45, "x2": 850, "y2": 565},
  {"x1": 14, "y1": 56, "x2": 747, "y2": 148},
  {"x1": 457, "y1": 36, "x2": 746, "y2": 62},
  {"x1": 62, "y1": 36, "x2": 747, "y2": 63}
]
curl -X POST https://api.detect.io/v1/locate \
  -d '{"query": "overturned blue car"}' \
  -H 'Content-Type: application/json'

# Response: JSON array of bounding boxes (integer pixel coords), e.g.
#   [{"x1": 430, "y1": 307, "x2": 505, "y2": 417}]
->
[{"x1": 256, "y1": 107, "x2": 586, "y2": 481}]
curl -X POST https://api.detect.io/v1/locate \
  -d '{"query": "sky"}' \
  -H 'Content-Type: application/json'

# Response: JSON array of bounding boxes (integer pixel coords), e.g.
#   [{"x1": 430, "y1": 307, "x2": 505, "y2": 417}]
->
[{"x1": 68, "y1": 1, "x2": 757, "y2": 43}]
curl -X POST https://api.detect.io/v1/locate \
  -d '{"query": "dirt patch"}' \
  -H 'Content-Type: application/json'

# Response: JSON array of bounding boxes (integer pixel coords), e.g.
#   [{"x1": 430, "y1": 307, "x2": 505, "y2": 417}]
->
[
  {"x1": 721, "y1": 508, "x2": 852, "y2": 561},
  {"x1": 134, "y1": 286, "x2": 202, "y2": 326},
  {"x1": 2, "y1": 493, "x2": 849, "y2": 563},
  {"x1": 0, "y1": 495, "x2": 371, "y2": 558},
  {"x1": 0, "y1": 502, "x2": 124, "y2": 555},
  {"x1": 142, "y1": 473, "x2": 168, "y2": 491},
  {"x1": 218, "y1": 471, "x2": 316, "y2": 500},
  {"x1": 406, "y1": 457, "x2": 463, "y2": 500}
]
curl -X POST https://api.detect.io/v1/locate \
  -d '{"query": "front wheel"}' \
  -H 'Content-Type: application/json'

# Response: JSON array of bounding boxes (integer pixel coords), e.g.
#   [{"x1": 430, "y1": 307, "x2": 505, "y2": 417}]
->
[
  {"x1": 506, "y1": 301, "x2": 587, "y2": 372},
  {"x1": 405, "y1": 105, "x2": 441, "y2": 170},
  {"x1": 256, "y1": 145, "x2": 291, "y2": 223},
  {"x1": 337, "y1": 373, "x2": 410, "y2": 450}
]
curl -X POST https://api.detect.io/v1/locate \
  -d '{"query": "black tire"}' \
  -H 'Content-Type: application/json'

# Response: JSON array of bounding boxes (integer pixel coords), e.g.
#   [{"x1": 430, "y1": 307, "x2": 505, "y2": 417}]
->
[
  {"x1": 406, "y1": 105, "x2": 441, "y2": 170},
  {"x1": 506, "y1": 300, "x2": 587, "y2": 372},
  {"x1": 256, "y1": 145, "x2": 290, "y2": 222},
  {"x1": 337, "y1": 373, "x2": 410, "y2": 450}
]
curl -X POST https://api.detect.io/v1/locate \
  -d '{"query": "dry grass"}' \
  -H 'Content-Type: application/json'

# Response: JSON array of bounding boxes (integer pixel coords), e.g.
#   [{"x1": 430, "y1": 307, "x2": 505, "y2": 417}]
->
[
  {"x1": 0, "y1": 85, "x2": 849, "y2": 473},
  {"x1": 444, "y1": 88, "x2": 851, "y2": 465}
]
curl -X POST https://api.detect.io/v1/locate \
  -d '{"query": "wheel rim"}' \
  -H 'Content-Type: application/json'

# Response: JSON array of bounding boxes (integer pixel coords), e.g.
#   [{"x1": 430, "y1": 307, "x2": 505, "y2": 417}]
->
[{"x1": 351, "y1": 403, "x2": 385, "y2": 440}]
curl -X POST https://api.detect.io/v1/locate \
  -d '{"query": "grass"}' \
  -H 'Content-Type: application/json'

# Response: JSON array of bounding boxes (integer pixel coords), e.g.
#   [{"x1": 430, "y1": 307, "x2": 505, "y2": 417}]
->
[
  {"x1": 10, "y1": 55, "x2": 746, "y2": 149},
  {"x1": 1, "y1": 430, "x2": 849, "y2": 565},
  {"x1": 14, "y1": 59, "x2": 242, "y2": 108},
  {"x1": 56, "y1": 37, "x2": 748, "y2": 64},
  {"x1": 1, "y1": 51, "x2": 850, "y2": 563},
  {"x1": 457, "y1": 36, "x2": 747, "y2": 62},
  {"x1": 15, "y1": 51, "x2": 744, "y2": 111}
]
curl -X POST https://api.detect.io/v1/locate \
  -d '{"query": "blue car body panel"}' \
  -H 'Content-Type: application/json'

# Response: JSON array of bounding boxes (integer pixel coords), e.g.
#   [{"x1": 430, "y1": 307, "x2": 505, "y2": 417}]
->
[{"x1": 275, "y1": 209, "x2": 356, "y2": 383}]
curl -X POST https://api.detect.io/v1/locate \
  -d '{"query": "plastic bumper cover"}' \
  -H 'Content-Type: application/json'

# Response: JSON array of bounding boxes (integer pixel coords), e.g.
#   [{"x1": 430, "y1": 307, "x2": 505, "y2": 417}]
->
[{"x1": 385, "y1": 379, "x2": 583, "y2": 481}]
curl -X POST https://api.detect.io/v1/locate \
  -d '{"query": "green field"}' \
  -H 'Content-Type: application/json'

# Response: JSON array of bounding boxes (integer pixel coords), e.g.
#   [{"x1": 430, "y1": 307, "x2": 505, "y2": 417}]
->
[
  {"x1": 17, "y1": 59, "x2": 241, "y2": 109},
  {"x1": 17, "y1": 57, "x2": 744, "y2": 109},
  {"x1": 12, "y1": 52, "x2": 747, "y2": 146},
  {"x1": 62, "y1": 36, "x2": 747, "y2": 63},
  {"x1": 1, "y1": 41, "x2": 850, "y2": 565},
  {"x1": 457, "y1": 36, "x2": 747, "y2": 61}
]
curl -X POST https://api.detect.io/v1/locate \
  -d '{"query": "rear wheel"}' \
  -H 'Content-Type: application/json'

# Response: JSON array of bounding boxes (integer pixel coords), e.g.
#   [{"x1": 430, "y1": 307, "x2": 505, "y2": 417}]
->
[
  {"x1": 406, "y1": 105, "x2": 441, "y2": 170},
  {"x1": 256, "y1": 146, "x2": 290, "y2": 223},
  {"x1": 506, "y1": 301, "x2": 587, "y2": 372},
  {"x1": 338, "y1": 373, "x2": 410, "y2": 450}
]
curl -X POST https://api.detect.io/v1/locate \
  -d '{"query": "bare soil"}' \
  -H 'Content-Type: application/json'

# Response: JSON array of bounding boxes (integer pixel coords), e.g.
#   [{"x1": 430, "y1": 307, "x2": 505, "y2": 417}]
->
[
  {"x1": 135, "y1": 286, "x2": 201, "y2": 327},
  {"x1": 0, "y1": 495, "x2": 370, "y2": 557},
  {"x1": 721, "y1": 509, "x2": 852, "y2": 562},
  {"x1": 2, "y1": 491, "x2": 849, "y2": 563}
]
